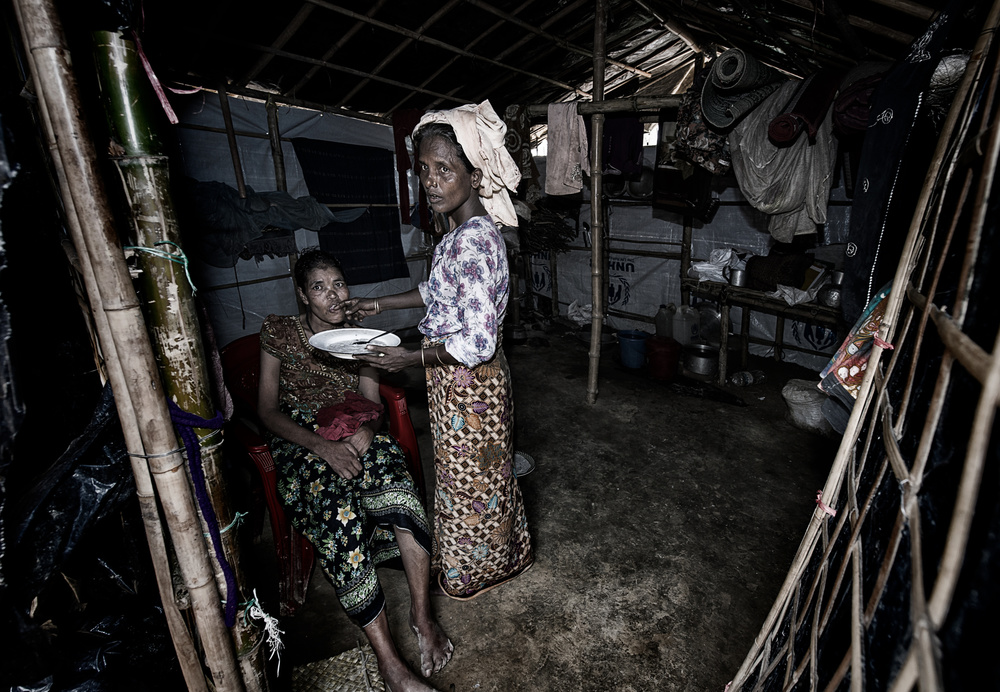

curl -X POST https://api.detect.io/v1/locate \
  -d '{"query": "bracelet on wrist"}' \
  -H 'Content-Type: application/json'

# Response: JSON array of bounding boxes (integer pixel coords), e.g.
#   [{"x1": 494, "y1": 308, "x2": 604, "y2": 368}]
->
[{"x1": 420, "y1": 348, "x2": 426, "y2": 367}]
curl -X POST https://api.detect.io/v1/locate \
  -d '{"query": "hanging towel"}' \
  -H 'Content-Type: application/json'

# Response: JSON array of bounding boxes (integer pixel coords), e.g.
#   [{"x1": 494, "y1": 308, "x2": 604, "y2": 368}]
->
[{"x1": 545, "y1": 102, "x2": 590, "y2": 196}]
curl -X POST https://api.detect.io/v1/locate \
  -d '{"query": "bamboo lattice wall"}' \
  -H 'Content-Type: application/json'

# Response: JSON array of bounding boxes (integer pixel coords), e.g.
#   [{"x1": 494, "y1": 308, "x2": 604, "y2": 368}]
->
[{"x1": 728, "y1": 2, "x2": 1000, "y2": 690}]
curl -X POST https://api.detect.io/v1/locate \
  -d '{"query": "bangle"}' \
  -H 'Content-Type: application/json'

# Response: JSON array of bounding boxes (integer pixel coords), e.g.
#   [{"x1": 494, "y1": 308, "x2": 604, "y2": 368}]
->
[
  {"x1": 420, "y1": 348, "x2": 426, "y2": 367},
  {"x1": 373, "y1": 297, "x2": 381, "y2": 314},
  {"x1": 435, "y1": 347, "x2": 445, "y2": 365}
]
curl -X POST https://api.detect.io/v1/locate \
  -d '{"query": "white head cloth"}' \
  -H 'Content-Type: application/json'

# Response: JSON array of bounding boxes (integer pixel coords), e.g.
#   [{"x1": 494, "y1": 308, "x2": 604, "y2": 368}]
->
[{"x1": 414, "y1": 100, "x2": 522, "y2": 227}]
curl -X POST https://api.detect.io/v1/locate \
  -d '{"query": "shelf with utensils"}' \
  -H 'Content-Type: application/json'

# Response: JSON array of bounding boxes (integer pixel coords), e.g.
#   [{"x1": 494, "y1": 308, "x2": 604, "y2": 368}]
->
[{"x1": 683, "y1": 279, "x2": 842, "y2": 386}]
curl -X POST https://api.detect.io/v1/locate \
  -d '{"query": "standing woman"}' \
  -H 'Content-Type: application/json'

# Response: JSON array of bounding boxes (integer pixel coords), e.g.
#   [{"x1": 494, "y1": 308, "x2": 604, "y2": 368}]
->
[{"x1": 348, "y1": 101, "x2": 533, "y2": 600}]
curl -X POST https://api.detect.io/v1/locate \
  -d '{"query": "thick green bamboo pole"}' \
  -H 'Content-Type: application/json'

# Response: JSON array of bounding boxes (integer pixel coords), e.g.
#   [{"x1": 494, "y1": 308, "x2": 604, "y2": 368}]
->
[
  {"x1": 12, "y1": 1, "x2": 243, "y2": 689},
  {"x1": 91, "y1": 30, "x2": 269, "y2": 692}
]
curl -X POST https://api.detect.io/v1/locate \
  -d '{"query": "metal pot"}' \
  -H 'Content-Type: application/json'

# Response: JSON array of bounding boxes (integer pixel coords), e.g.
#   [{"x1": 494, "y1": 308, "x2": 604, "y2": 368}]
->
[
  {"x1": 683, "y1": 343, "x2": 718, "y2": 376},
  {"x1": 818, "y1": 284, "x2": 842, "y2": 308}
]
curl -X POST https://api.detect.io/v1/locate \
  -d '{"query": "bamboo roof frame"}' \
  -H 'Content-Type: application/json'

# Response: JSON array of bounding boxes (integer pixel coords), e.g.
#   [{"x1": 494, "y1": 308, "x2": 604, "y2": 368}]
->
[{"x1": 133, "y1": 0, "x2": 953, "y2": 119}]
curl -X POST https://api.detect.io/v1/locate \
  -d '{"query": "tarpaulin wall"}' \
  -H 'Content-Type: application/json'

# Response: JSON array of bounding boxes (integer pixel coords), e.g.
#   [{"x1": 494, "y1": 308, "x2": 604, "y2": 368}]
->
[
  {"x1": 527, "y1": 148, "x2": 849, "y2": 371},
  {"x1": 171, "y1": 94, "x2": 429, "y2": 348}
]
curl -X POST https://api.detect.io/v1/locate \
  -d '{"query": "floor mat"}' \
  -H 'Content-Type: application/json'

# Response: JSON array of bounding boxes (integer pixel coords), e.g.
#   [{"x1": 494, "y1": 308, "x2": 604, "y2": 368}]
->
[{"x1": 292, "y1": 642, "x2": 384, "y2": 692}]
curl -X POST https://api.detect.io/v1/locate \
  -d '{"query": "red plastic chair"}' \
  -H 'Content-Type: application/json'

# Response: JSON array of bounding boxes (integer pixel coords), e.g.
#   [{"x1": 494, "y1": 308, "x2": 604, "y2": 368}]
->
[{"x1": 219, "y1": 332, "x2": 424, "y2": 616}]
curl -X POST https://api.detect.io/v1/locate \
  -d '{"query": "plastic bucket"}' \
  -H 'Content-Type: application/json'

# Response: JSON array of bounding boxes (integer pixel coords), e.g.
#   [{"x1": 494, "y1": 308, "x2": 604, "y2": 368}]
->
[
  {"x1": 617, "y1": 330, "x2": 649, "y2": 369},
  {"x1": 646, "y1": 336, "x2": 680, "y2": 381}
]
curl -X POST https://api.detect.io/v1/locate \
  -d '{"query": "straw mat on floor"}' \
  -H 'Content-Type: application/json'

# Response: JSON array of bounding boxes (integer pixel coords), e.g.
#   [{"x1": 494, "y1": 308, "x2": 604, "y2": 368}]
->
[{"x1": 292, "y1": 642, "x2": 384, "y2": 692}]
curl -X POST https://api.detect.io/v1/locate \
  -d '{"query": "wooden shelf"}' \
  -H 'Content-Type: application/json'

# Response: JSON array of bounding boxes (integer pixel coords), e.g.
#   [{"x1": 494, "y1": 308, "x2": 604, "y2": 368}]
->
[{"x1": 683, "y1": 279, "x2": 842, "y2": 385}]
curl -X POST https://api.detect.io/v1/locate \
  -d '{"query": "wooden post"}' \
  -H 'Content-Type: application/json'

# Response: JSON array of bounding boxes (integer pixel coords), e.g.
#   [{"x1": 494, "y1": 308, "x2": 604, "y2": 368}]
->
[
  {"x1": 12, "y1": 1, "x2": 244, "y2": 689},
  {"x1": 92, "y1": 30, "x2": 269, "y2": 691},
  {"x1": 586, "y1": 0, "x2": 608, "y2": 405}
]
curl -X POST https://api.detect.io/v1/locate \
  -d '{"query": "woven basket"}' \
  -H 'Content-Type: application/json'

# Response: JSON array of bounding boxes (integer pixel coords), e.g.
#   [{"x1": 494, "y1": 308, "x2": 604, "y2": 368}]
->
[{"x1": 292, "y1": 643, "x2": 385, "y2": 692}]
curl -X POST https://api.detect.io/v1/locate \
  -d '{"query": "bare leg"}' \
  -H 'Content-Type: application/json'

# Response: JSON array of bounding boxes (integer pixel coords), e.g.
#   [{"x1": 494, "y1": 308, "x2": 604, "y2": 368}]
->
[
  {"x1": 395, "y1": 527, "x2": 454, "y2": 677},
  {"x1": 363, "y1": 609, "x2": 439, "y2": 692}
]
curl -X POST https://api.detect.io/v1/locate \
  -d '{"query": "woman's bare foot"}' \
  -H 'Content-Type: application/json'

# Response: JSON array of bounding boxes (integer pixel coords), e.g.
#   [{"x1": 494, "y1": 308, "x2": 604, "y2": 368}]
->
[
  {"x1": 409, "y1": 612, "x2": 454, "y2": 677},
  {"x1": 379, "y1": 656, "x2": 440, "y2": 692}
]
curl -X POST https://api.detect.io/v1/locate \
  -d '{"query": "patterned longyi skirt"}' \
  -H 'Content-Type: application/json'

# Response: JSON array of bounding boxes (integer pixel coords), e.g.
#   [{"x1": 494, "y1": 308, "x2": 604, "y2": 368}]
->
[{"x1": 424, "y1": 343, "x2": 533, "y2": 599}]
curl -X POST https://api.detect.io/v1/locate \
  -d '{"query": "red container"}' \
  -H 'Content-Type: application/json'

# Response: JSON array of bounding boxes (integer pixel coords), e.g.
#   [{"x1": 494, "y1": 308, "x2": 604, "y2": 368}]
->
[{"x1": 646, "y1": 336, "x2": 680, "y2": 381}]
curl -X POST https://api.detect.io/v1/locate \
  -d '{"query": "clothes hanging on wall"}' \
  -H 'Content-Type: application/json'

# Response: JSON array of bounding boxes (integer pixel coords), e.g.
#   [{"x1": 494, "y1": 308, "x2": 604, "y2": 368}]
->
[
  {"x1": 671, "y1": 66, "x2": 731, "y2": 175},
  {"x1": 840, "y1": 0, "x2": 972, "y2": 324},
  {"x1": 544, "y1": 102, "x2": 590, "y2": 195},
  {"x1": 728, "y1": 79, "x2": 838, "y2": 242},
  {"x1": 180, "y1": 180, "x2": 337, "y2": 268},
  {"x1": 239, "y1": 227, "x2": 298, "y2": 263},
  {"x1": 503, "y1": 104, "x2": 543, "y2": 206}
]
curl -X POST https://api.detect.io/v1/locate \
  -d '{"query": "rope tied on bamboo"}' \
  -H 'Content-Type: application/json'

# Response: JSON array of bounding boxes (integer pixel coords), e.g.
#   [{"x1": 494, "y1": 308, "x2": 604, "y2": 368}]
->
[
  {"x1": 815, "y1": 490, "x2": 837, "y2": 518},
  {"x1": 208, "y1": 510, "x2": 248, "y2": 537},
  {"x1": 242, "y1": 588, "x2": 285, "y2": 675},
  {"x1": 168, "y1": 401, "x2": 239, "y2": 627},
  {"x1": 124, "y1": 240, "x2": 198, "y2": 296}
]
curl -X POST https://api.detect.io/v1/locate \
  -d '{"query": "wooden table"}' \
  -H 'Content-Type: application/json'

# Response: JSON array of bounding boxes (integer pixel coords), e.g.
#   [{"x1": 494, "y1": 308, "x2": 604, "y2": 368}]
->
[{"x1": 684, "y1": 279, "x2": 843, "y2": 386}]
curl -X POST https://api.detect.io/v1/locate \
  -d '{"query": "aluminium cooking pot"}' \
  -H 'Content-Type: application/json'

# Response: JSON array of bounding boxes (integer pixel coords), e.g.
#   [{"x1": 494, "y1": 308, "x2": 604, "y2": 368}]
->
[{"x1": 683, "y1": 343, "x2": 718, "y2": 376}]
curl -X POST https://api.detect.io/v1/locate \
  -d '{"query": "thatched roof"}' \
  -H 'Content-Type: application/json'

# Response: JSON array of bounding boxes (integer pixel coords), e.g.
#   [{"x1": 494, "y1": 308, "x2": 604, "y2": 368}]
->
[{"x1": 132, "y1": 0, "x2": 952, "y2": 123}]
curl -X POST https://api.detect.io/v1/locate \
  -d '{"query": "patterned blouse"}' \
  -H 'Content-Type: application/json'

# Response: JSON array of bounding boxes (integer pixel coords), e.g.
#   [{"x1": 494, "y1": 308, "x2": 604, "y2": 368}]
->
[
  {"x1": 418, "y1": 215, "x2": 509, "y2": 367},
  {"x1": 259, "y1": 314, "x2": 361, "y2": 414}
]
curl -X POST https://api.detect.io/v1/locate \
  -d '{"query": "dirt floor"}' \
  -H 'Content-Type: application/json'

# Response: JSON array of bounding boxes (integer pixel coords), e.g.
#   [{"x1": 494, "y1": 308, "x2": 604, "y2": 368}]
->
[{"x1": 241, "y1": 317, "x2": 837, "y2": 692}]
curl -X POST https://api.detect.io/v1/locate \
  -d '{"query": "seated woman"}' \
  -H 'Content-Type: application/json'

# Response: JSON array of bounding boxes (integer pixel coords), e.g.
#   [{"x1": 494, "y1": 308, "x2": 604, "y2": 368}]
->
[{"x1": 257, "y1": 248, "x2": 451, "y2": 692}]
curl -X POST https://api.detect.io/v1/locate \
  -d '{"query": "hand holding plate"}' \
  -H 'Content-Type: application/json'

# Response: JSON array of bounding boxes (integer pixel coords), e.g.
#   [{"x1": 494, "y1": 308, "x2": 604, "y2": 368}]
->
[{"x1": 354, "y1": 344, "x2": 410, "y2": 373}]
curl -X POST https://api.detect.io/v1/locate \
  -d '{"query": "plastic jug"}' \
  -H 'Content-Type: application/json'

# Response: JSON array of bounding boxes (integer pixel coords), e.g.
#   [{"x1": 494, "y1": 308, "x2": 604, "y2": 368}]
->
[
  {"x1": 654, "y1": 303, "x2": 676, "y2": 338},
  {"x1": 672, "y1": 306, "x2": 700, "y2": 346}
]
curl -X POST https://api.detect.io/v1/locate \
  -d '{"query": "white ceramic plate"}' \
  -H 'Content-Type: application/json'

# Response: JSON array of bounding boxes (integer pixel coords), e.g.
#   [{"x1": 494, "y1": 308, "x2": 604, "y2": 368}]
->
[{"x1": 308, "y1": 328, "x2": 401, "y2": 360}]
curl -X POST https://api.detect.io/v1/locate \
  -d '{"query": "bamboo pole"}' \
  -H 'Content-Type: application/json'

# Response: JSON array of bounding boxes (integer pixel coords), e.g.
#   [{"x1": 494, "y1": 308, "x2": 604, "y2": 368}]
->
[
  {"x1": 525, "y1": 95, "x2": 681, "y2": 117},
  {"x1": 218, "y1": 84, "x2": 247, "y2": 198},
  {"x1": 16, "y1": 27, "x2": 208, "y2": 687},
  {"x1": 92, "y1": 30, "x2": 268, "y2": 691},
  {"x1": 266, "y1": 98, "x2": 286, "y2": 192},
  {"x1": 586, "y1": 0, "x2": 607, "y2": 405},
  {"x1": 12, "y1": 1, "x2": 243, "y2": 689}
]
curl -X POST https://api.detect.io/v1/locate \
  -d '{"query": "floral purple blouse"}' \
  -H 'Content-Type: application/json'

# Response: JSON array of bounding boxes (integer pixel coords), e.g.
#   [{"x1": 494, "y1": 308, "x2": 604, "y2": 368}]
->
[{"x1": 418, "y1": 215, "x2": 509, "y2": 367}]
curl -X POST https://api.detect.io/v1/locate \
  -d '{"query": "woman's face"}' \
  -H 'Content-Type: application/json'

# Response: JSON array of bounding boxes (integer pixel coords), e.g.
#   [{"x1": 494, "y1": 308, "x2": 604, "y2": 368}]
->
[
  {"x1": 417, "y1": 134, "x2": 483, "y2": 226},
  {"x1": 297, "y1": 264, "x2": 350, "y2": 330}
]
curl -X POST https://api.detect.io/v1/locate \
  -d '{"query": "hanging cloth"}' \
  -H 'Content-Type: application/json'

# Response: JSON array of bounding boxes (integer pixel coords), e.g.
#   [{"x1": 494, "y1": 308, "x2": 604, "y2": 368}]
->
[
  {"x1": 544, "y1": 102, "x2": 590, "y2": 196},
  {"x1": 728, "y1": 79, "x2": 838, "y2": 242},
  {"x1": 392, "y1": 108, "x2": 427, "y2": 228}
]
